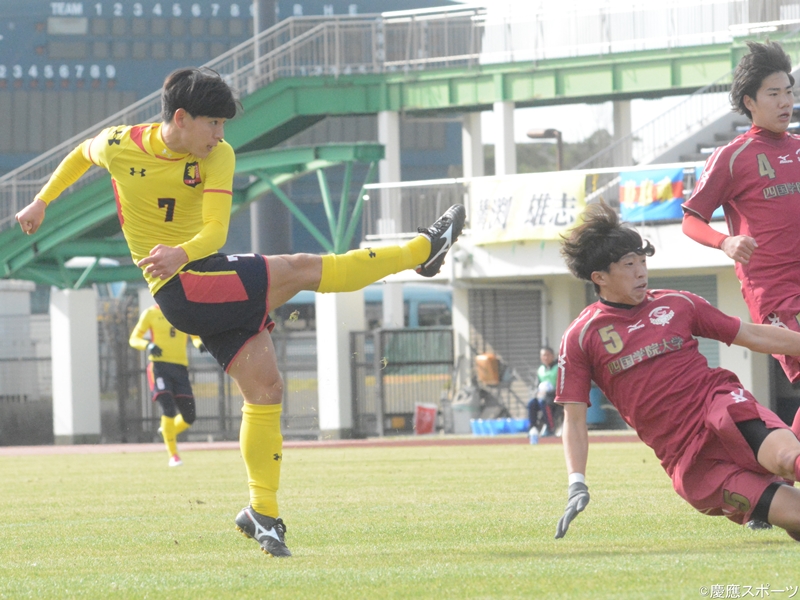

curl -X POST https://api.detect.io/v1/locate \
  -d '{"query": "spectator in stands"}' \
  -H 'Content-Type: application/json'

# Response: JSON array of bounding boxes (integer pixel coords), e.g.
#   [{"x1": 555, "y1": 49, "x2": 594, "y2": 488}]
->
[
  {"x1": 528, "y1": 346, "x2": 561, "y2": 436},
  {"x1": 14, "y1": 67, "x2": 465, "y2": 558},
  {"x1": 555, "y1": 201, "x2": 800, "y2": 541},
  {"x1": 129, "y1": 303, "x2": 204, "y2": 468},
  {"x1": 681, "y1": 40, "x2": 800, "y2": 439}
]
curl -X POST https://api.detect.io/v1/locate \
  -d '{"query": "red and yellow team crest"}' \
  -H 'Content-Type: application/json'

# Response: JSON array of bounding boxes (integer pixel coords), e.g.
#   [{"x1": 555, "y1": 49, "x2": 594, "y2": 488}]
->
[{"x1": 183, "y1": 162, "x2": 202, "y2": 187}]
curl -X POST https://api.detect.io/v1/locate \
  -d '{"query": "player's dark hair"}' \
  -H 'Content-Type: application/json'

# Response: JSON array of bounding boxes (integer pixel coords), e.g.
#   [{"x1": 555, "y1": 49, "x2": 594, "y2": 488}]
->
[
  {"x1": 560, "y1": 202, "x2": 655, "y2": 292},
  {"x1": 161, "y1": 67, "x2": 241, "y2": 122},
  {"x1": 730, "y1": 41, "x2": 794, "y2": 120}
]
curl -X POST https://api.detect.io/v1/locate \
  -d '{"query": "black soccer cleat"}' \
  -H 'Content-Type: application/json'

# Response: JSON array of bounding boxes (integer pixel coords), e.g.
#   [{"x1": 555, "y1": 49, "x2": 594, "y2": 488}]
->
[
  {"x1": 745, "y1": 519, "x2": 772, "y2": 531},
  {"x1": 416, "y1": 204, "x2": 466, "y2": 277},
  {"x1": 234, "y1": 506, "x2": 292, "y2": 558}
]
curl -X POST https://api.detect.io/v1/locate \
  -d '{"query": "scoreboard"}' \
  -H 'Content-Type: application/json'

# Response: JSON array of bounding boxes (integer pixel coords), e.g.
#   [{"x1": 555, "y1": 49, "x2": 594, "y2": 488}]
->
[
  {"x1": 0, "y1": 0, "x2": 447, "y2": 172},
  {"x1": 1, "y1": 1, "x2": 262, "y2": 95}
]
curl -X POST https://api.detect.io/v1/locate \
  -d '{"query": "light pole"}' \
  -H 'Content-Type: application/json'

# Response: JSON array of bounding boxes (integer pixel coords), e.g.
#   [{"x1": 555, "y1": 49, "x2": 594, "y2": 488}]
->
[{"x1": 526, "y1": 128, "x2": 563, "y2": 171}]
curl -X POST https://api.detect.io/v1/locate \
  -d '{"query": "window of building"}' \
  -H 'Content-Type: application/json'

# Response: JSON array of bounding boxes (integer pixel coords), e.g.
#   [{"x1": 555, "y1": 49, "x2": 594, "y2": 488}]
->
[
  {"x1": 209, "y1": 20, "x2": 225, "y2": 36},
  {"x1": 111, "y1": 18, "x2": 126, "y2": 35},
  {"x1": 48, "y1": 41, "x2": 88, "y2": 59},
  {"x1": 190, "y1": 19, "x2": 205, "y2": 36},
  {"x1": 132, "y1": 18, "x2": 147, "y2": 36},
  {"x1": 91, "y1": 19, "x2": 108, "y2": 35},
  {"x1": 152, "y1": 41, "x2": 169, "y2": 59},
  {"x1": 92, "y1": 41, "x2": 109, "y2": 59},
  {"x1": 190, "y1": 42, "x2": 206, "y2": 59},
  {"x1": 112, "y1": 41, "x2": 128, "y2": 59},
  {"x1": 132, "y1": 41, "x2": 148, "y2": 59},
  {"x1": 151, "y1": 18, "x2": 167, "y2": 35},
  {"x1": 171, "y1": 42, "x2": 186, "y2": 60}
]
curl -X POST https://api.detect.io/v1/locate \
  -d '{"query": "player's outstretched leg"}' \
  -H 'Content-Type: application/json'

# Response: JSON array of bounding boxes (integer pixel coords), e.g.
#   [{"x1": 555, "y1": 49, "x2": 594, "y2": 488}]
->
[
  {"x1": 316, "y1": 204, "x2": 466, "y2": 294},
  {"x1": 235, "y1": 506, "x2": 291, "y2": 558},
  {"x1": 416, "y1": 204, "x2": 466, "y2": 277}
]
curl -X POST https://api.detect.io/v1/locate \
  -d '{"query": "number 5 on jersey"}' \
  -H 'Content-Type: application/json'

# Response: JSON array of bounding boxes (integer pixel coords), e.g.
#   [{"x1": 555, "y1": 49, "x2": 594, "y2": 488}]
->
[{"x1": 599, "y1": 325, "x2": 623, "y2": 354}]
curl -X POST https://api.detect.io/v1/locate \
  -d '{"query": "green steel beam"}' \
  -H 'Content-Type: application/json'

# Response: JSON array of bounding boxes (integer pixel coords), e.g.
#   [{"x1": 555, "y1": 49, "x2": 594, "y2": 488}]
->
[
  {"x1": 316, "y1": 169, "x2": 338, "y2": 240},
  {"x1": 334, "y1": 161, "x2": 353, "y2": 254},
  {"x1": 226, "y1": 38, "x2": 800, "y2": 151},
  {"x1": 342, "y1": 160, "x2": 379, "y2": 251}
]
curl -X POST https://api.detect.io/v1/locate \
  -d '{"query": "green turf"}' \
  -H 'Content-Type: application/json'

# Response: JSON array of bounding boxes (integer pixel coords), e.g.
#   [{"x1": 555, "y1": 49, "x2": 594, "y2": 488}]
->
[{"x1": 0, "y1": 440, "x2": 797, "y2": 599}]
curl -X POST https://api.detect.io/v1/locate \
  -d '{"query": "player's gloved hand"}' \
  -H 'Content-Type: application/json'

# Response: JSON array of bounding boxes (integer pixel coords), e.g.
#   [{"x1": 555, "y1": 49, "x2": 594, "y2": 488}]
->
[
  {"x1": 198, "y1": 343, "x2": 208, "y2": 354},
  {"x1": 555, "y1": 482, "x2": 590, "y2": 539},
  {"x1": 146, "y1": 343, "x2": 163, "y2": 358}
]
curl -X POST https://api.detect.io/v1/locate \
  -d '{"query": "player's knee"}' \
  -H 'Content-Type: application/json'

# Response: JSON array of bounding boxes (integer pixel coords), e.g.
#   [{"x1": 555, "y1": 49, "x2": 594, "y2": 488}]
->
[
  {"x1": 254, "y1": 375, "x2": 283, "y2": 404},
  {"x1": 157, "y1": 394, "x2": 178, "y2": 418},
  {"x1": 266, "y1": 377, "x2": 284, "y2": 404},
  {"x1": 181, "y1": 404, "x2": 197, "y2": 425},
  {"x1": 775, "y1": 447, "x2": 800, "y2": 479}
]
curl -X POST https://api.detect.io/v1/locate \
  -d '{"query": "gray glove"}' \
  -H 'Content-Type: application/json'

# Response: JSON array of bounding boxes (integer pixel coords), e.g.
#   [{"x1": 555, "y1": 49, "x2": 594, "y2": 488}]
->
[{"x1": 555, "y1": 482, "x2": 590, "y2": 539}]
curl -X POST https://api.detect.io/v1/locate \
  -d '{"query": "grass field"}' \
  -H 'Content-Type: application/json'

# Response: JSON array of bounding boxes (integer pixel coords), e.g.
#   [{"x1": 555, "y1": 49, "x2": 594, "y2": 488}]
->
[{"x1": 1, "y1": 439, "x2": 798, "y2": 599}]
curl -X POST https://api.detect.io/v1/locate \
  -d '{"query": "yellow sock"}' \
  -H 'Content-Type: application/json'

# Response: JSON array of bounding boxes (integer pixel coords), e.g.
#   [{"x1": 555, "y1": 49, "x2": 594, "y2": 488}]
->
[
  {"x1": 316, "y1": 236, "x2": 431, "y2": 293},
  {"x1": 160, "y1": 415, "x2": 178, "y2": 457},
  {"x1": 174, "y1": 414, "x2": 191, "y2": 436},
  {"x1": 240, "y1": 403, "x2": 283, "y2": 517}
]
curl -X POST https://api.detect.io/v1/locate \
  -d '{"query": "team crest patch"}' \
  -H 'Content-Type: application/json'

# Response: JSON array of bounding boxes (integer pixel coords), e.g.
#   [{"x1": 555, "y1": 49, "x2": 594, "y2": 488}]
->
[
  {"x1": 648, "y1": 306, "x2": 674, "y2": 326},
  {"x1": 183, "y1": 162, "x2": 201, "y2": 187}
]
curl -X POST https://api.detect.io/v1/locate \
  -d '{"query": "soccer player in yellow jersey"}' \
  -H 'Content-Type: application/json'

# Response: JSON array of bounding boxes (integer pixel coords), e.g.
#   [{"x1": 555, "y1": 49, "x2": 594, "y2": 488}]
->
[
  {"x1": 15, "y1": 67, "x2": 465, "y2": 558},
  {"x1": 129, "y1": 303, "x2": 204, "y2": 467}
]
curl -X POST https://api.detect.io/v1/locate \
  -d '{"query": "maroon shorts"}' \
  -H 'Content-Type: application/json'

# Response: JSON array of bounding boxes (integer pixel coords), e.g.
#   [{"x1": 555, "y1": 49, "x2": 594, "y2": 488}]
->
[
  {"x1": 154, "y1": 253, "x2": 275, "y2": 372},
  {"x1": 761, "y1": 299, "x2": 800, "y2": 383},
  {"x1": 671, "y1": 387, "x2": 788, "y2": 524}
]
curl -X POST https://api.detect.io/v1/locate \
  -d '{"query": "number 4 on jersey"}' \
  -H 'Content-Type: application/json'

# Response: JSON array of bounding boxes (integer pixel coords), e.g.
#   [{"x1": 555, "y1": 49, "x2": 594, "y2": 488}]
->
[{"x1": 757, "y1": 153, "x2": 776, "y2": 179}]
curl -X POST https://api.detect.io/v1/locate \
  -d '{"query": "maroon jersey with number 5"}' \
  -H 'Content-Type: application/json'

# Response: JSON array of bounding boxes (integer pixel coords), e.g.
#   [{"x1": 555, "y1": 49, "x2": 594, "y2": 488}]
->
[{"x1": 555, "y1": 290, "x2": 741, "y2": 473}]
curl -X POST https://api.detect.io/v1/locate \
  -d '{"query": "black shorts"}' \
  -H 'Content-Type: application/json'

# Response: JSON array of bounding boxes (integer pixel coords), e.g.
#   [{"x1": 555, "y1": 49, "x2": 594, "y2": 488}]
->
[
  {"x1": 147, "y1": 361, "x2": 194, "y2": 400},
  {"x1": 154, "y1": 253, "x2": 275, "y2": 371}
]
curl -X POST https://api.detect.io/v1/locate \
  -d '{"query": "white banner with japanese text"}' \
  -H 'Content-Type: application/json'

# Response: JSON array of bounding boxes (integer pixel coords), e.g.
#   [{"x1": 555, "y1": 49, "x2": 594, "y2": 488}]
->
[{"x1": 469, "y1": 172, "x2": 586, "y2": 244}]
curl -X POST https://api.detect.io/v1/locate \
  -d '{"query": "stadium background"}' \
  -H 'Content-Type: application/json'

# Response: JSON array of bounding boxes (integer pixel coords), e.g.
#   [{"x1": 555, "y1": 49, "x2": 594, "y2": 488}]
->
[{"x1": 1, "y1": 0, "x2": 800, "y2": 446}]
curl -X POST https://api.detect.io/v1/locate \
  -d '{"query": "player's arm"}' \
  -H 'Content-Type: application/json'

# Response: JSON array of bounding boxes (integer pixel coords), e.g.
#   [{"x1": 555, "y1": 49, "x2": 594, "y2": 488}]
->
[
  {"x1": 15, "y1": 143, "x2": 94, "y2": 234},
  {"x1": 555, "y1": 401, "x2": 590, "y2": 539},
  {"x1": 681, "y1": 213, "x2": 757, "y2": 265},
  {"x1": 733, "y1": 321, "x2": 800, "y2": 356},
  {"x1": 129, "y1": 309, "x2": 152, "y2": 351}
]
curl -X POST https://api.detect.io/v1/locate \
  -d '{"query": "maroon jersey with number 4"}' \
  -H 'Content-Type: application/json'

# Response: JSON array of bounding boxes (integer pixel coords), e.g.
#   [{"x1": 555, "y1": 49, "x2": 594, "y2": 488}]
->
[
  {"x1": 556, "y1": 290, "x2": 741, "y2": 473},
  {"x1": 682, "y1": 126, "x2": 800, "y2": 321}
]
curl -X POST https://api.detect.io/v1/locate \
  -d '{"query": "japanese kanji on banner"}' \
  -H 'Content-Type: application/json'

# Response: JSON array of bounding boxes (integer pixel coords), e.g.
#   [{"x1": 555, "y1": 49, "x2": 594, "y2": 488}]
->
[
  {"x1": 469, "y1": 172, "x2": 586, "y2": 244},
  {"x1": 619, "y1": 167, "x2": 684, "y2": 222}
]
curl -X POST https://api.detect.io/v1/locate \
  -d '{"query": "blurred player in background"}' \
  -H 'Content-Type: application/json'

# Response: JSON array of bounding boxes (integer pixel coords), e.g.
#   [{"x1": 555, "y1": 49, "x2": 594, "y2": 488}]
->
[
  {"x1": 15, "y1": 67, "x2": 465, "y2": 558},
  {"x1": 681, "y1": 41, "x2": 800, "y2": 439},
  {"x1": 554, "y1": 202, "x2": 800, "y2": 541},
  {"x1": 129, "y1": 303, "x2": 204, "y2": 468}
]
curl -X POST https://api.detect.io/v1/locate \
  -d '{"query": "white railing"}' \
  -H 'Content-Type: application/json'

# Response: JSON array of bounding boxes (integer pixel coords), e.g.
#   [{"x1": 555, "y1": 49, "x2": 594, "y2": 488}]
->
[
  {"x1": 0, "y1": 0, "x2": 791, "y2": 232},
  {"x1": 574, "y1": 23, "x2": 800, "y2": 171}
]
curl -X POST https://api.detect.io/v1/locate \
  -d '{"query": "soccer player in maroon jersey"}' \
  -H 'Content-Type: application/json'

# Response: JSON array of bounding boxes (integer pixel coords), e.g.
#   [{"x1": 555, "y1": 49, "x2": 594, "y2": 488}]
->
[
  {"x1": 554, "y1": 202, "x2": 800, "y2": 541},
  {"x1": 681, "y1": 41, "x2": 800, "y2": 438}
]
